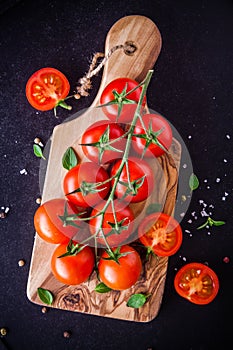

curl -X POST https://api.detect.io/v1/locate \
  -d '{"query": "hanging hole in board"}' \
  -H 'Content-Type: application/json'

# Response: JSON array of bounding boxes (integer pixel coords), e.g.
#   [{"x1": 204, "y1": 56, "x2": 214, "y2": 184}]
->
[{"x1": 124, "y1": 41, "x2": 137, "y2": 56}]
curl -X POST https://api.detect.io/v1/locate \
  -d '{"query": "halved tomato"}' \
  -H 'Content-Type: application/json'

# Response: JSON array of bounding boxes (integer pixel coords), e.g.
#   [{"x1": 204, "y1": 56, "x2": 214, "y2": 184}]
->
[
  {"x1": 26, "y1": 67, "x2": 70, "y2": 111},
  {"x1": 174, "y1": 262, "x2": 219, "y2": 305},
  {"x1": 138, "y1": 212, "x2": 182, "y2": 256}
]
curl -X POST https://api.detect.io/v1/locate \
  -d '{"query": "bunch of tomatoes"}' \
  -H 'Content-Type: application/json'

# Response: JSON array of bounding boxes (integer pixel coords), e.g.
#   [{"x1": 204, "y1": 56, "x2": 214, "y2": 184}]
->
[{"x1": 28, "y1": 68, "x2": 219, "y2": 305}]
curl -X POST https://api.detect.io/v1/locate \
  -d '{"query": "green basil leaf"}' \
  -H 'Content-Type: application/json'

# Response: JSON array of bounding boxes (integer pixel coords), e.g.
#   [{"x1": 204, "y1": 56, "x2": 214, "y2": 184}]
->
[
  {"x1": 94, "y1": 282, "x2": 112, "y2": 293},
  {"x1": 189, "y1": 173, "x2": 199, "y2": 191},
  {"x1": 213, "y1": 220, "x2": 225, "y2": 227},
  {"x1": 62, "y1": 147, "x2": 78, "y2": 170},
  {"x1": 126, "y1": 293, "x2": 148, "y2": 308},
  {"x1": 33, "y1": 144, "x2": 46, "y2": 159},
  {"x1": 37, "y1": 287, "x2": 54, "y2": 305},
  {"x1": 146, "y1": 203, "x2": 162, "y2": 215}
]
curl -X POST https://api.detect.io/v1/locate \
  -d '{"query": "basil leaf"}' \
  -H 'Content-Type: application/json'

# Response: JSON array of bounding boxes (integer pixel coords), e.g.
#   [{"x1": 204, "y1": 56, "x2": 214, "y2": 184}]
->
[
  {"x1": 37, "y1": 287, "x2": 54, "y2": 305},
  {"x1": 33, "y1": 144, "x2": 46, "y2": 160},
  {"x1": 94, "y1": 282, "x2": 112, "y2": 293},
  {"x1": 126, "y1": 293, "x2": 148, "y2": 308},
  {"x1": 62, "y1": 147, "x2": 78, "y2": 170},
  {"x1": 212, "y1": 220, "x2": 225, "y2": 227},
  {"x1": 189, "y1": 173, "x2": 199, "y2": 191},
  {"x1": 146, "y1": 203, "x2": 162, "y2": 215}
]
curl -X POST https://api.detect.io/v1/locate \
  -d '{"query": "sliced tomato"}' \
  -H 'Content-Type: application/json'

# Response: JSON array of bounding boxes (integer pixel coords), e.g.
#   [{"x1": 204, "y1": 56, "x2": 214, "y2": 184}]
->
[
  {"x1": 138, "y1": 212, "x2": 183, "y2": 256},
  {"x1": 174, "y1": 262, "x2": 219, "y2": 305},
  {"x1": 26, "y1": 67, "x2": 70, "y2": 111}
]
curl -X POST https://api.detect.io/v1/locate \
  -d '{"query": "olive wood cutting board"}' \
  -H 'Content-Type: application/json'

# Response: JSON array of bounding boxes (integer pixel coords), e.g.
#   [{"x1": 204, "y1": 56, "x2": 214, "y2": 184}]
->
[{"x1": 27, "y1": 15, "x2": 181, "y2": 322}]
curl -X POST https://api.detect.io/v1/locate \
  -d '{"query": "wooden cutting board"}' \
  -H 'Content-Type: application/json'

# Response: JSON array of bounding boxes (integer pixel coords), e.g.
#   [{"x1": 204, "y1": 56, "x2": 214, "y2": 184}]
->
[{"x1": 27, "y1": 15, "x2": 181, "y2": 322}]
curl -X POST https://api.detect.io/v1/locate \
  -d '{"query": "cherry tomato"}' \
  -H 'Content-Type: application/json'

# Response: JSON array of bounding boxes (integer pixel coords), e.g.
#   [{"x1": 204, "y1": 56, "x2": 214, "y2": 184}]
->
[
  {"x1": 174, "y1": 262, "x2": 219, "y2": 305},
  {"x1": 98, "y1": 245, "x2": 142, "y2": 290},
  {"x1": 26, "y1": 67, "x2": 70, "y2": 111},
  {"x1": 89, "y1": 201, "x2": 134, "y2": 247},
  {"x1": 51, "y1": 241, "x2": 95, "y2": 285},
  {"x1": 63, "y1": 162, "x2": 110, "y2": 208},
  {"x1": 100, "y1": 77, "x2": 146, "y2": 123},
  {"x1": 34, "y1": 198, "x2": 83, "y2": 244},
  {"x1": 81, "y1": 120, "x2": 126, "y2": 164},
  {"x1": 110, "y1": 157, "x2": 154, "y2": 203},
  {"x1": 132, "y1": 113, "x2": 173, "y2": 157},
  {"x1": 138, "y1": 212, "x2": 183, "y2": 256}
]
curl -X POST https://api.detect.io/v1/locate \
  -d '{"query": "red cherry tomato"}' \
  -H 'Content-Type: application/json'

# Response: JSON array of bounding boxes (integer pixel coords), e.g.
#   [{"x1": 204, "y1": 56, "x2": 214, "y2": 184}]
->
[
  {"x1": 174, "y1": 262, "x2": 219, "y2": 305},
  {"x1": 26, "y1": 67, "x2": 70, "y2": 111},
  {"x1": 138, "y1": 212, "x2": 183, "y2": 256},
  {"x1": 110, "y1": 157, "x2": 154, "y2": 203},
  {"x1": 132, "y1": 113, "x2": 173, "y2": 157},
  {"x1": 34, "y1": 198, "x2": 83, "y2": 244},
  {"x1": 63, "y1": 162, "x2": 110, "y2": 208},
  {"x1": 100, "y1": 77, "x2": 146, "y2": 123},
  {"x1": 51, "y1": 241, "x2": 95, "y2": 285},
  {"x1": 89, "y1": 201, "x2": 134, "y2": 247},
  {"x1": 98, "y1": 245, "x2": 142, "y2": 290},
  {"x1": 81, "y1": 120, "x2": 126, "y2": 164}
]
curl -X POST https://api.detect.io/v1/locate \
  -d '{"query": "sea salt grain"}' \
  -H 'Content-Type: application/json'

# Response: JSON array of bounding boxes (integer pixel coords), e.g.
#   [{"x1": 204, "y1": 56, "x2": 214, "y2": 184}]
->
[
  {"x1": 223, "y1": 159, "x2": 227, "y2": 163},
  {"x1": 20, "y1": 169, "x2": 28, "y2": 175},
  {"x1": 226, "y1": 134, "x2": 231, "y2": 139},
  {"x1": 216, "y1": 178, "x2": 220, "y2": 183}
]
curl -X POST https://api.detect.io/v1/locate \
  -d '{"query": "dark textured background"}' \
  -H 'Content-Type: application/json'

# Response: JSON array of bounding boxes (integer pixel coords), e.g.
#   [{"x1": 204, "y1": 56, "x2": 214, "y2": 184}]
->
[{"x1": 0, "y1": 1, "x2": 232, "y2": 349}]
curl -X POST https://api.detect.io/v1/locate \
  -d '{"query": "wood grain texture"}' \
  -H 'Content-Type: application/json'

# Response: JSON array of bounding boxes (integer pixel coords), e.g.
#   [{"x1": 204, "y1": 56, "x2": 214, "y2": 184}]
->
[{"x1": 27, "y1": 15, "x2": 181, "y2": 322}]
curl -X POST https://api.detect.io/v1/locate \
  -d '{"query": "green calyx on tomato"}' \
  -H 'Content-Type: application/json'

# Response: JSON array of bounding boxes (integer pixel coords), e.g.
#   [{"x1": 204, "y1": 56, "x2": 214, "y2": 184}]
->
[
  {"x1": 102, "y1": 246, "x2": 133, "y2": 264},
  {"x1": 133, "y1": 121, "x2": 168, "y2": 158},
  {"x1": 66, "y1": 179, "x2": 108, "y2": 197},
  {"x1": 57, "y1": 240, "x2": 87, "y2": 258},
  {"x1": 58, "y1": 202, "x2": 85, "y2": 229},
  {"x1": 80, "y1": 124, "x2": 124, "y2": 164},
  {"x1": 100, "y1": 83, "x2": 138, "y2": 121}
]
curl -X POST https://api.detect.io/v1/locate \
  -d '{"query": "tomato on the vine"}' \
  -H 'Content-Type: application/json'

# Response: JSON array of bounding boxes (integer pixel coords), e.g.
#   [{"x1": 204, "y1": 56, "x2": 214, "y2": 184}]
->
[
  {"x1": 174, "y1": 262, "x2": 219, "y2": 305},
  {"x1": 51, "y1": 241, "x2": 95, "y2": 285},
  {"x1": 89, "y1": 201, "x2": 134, "y2": 247},
  {"x1": 80, "y1": 120, "x2": 126, "y2": 164},
  {"x1": 98, "y1": 245, "x2": 142, "y2": 290},
  {"x1": 100, "y1": 77, "x2": 146, "y2": 123},
  {"x1": 26, "y1": 67, "x2": 70, "y2": 112},
  {"x1": 110, "y1": 157, "x2": 154, "y2": 203},
  {"x1": 34, "y1": 198, "x2": 83, "y2": 244},
  {"x1": 63, "y1": 162, "x2": 110, "y2": 208},
  {"x1": 132, "y1": 113, "x2": 173, "y2": 157},
  {"x1": 138, "y1": 212, "x2": 182, "y2": 257}
]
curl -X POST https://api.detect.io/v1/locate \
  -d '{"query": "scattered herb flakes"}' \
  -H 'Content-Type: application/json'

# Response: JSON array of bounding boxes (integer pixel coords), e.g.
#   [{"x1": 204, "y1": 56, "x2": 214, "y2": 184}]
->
[
  {"x1": 126, "y1": 293, "x2": 150, "y2": 308},
  {"x1": 37, "y1": 287, "x2": 54, "y2": 305},
  {"x1": 189, "y1": 173, "x2": 199, "y2": 191},
  {"x1": 62, "y1": 147, "x2": 79, "y2": 170},
  {"x1": 94, "y1": 282, "x2": 112, "y2": 293},
  {"x1": 33, "y1": 144, "x2": 46, "y2": 160}
]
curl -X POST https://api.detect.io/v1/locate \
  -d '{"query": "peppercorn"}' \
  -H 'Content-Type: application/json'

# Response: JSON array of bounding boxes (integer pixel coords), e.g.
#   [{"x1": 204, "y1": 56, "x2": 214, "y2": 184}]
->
[
  {"x1": 0, "y1": 328, "x2": 7, "y2": 336},
  {"x1": 18, "y1": 259, "x2": 25, "y2": 267}
]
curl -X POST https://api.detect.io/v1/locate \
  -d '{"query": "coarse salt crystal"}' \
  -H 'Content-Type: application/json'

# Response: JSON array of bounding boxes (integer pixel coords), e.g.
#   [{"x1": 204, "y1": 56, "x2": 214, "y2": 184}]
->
[
  {"x1": 207, "y1": 186, "x2": 210, "y2": 189},
  {"x1": 201, "y1": 210, "x2": 209, "y2": 217},
  {"x1": 223, "y1": 159, "x2": 227, "y2": 163},
  {"x1": 203, "y1": 179, "x2": 208, "y2": 183},
  {"x1": 226, "y1": 134, "x2": 231, "y2": 139},
  {"x1": 180, "y1": 212, "x2": 185, "y2": 218},
  {"x1": 225, "y1": 192, "x2": 229, "y2": 196},
  {"x1": 188, "y1": 219, "x2": 192, "y2": 224},
  {"x1": 207, "y1": 232, "x2": 211, "y2": 235},
  {"x1": 182, "y1": 257, "x2": 187, "y2": 261},
  {"x1": 185, "y1": 230, "x2": 191, "y2": 233},
  {"x1": 188, "y1": 135, "x2": 192, "y2": 139},
  {"x1": 216, "y1": 178, "x2": 220, "y2": 183},
  {"x1": 182, "y1": 164, "x2": 187, "y2": 169},
  {"x1": 191, "y1": 211, "x2": 196, "y2": 216},
  {"x1": 20, "y1": 169, "x2": 28, "y2": 175},
  {"x1": 222, "y1": 197, "x2": 226, "y2": 201}
]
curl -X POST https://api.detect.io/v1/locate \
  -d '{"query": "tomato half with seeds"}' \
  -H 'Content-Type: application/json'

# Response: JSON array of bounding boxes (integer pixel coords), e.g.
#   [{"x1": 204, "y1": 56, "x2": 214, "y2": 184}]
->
[
  {"x1": 51, "y1": 241, "x2": 95, "y2": 285},
  {"x1": 63, "y1": 162, "x2": 110, "y2": 208},
  {"x1": 138, "y1": 212, "x2": 183, "y2": 256},
  {"x1": 89, "y1": 200, "x2": 135, "y2": 247},
  {"x1": 81, "y1": 120, "x2": 126, "y2": 164},
  {"x1": 132, "y1": 113, "x2": 173, "y2": 158},
  {"x1": 34, "y1": 198, "x2": 83, "y2": 244},
  {"x1": 110, "y1": 157, "x2": 154, "y2": 203},
  {"x1": 174, "y1": 262, "x2": 219, "y2": 305},
  {"x1": 98, "y1": 245, "x2": 142, "y2": 290},
  {"x1": 26, "y1": 67, "x2": 70, "y2": 111},
  {"x1": 100, "y1": 77, "x2": 146, "y2": 123}
]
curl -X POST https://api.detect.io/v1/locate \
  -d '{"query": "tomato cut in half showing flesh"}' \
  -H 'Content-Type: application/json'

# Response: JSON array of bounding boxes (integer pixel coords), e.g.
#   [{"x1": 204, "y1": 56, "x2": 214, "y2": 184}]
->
[
  {"x1": 174, "y1": 262, "x2": 219, "y2": 305},
  {"x1": 51, "y1": 241, "x2": 95, "y2": 285},
  {"x1": 26, "y1": 67, "x2": 70, "y2": 111},
  {"x1": 98, "y1": 245, "x2": 142, "y2": 290},
  {"x1": 138, "y1": 212, "x2": 183, "y2": 256}
]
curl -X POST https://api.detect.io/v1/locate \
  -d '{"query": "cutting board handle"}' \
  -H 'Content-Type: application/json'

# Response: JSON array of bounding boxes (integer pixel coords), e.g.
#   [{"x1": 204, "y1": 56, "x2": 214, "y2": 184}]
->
[{"x1": 91, "y1": 15, "x2": 162, "y2": 106}]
